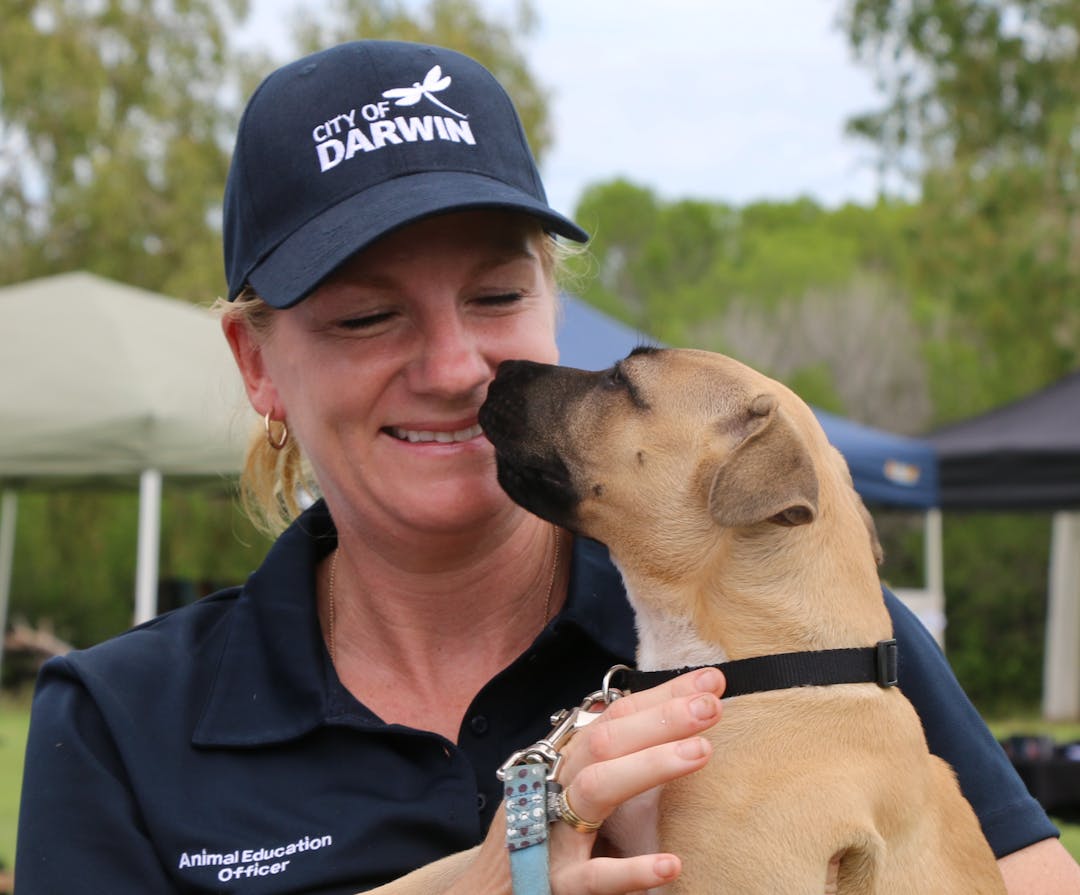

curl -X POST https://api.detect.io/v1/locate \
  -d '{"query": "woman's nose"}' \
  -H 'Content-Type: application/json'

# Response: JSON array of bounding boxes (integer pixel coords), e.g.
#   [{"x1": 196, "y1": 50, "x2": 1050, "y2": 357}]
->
[{"x1": 407, "y1": 311, "x2": 491, "y2": 398}]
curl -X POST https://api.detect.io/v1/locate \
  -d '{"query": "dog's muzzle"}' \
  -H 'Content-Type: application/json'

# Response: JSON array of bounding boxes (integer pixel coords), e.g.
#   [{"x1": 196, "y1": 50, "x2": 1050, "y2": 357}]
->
[{"x1": 480, "y1": 361, "x2": 587, "y2": 528}]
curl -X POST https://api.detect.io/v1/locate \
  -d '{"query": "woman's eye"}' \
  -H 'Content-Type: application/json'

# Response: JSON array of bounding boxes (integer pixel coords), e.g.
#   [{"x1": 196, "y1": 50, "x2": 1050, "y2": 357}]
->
[
  {"x1": 474, "y1": 292, "x2": 524, "y2": 308},
  {"x1": 339, "y1": 311, "x2": 395, "y2": 330}
]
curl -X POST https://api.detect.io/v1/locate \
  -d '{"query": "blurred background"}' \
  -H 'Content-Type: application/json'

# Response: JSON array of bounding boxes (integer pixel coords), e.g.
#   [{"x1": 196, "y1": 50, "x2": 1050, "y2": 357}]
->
[{"x1": 1, "y1": 0, "x2": 1078, "y2": 882}]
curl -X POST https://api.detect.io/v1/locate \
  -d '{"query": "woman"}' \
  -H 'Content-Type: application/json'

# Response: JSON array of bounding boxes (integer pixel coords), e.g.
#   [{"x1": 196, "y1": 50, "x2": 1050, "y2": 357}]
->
[{"x1": 16, "y1": 39, "x2": 1078, "y2": 894}]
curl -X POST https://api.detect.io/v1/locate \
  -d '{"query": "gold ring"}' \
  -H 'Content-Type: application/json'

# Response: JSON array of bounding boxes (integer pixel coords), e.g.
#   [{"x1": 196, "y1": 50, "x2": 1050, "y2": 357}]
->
[{"x1": 555, "y1": 788, "x2": 602, "y2": 834}]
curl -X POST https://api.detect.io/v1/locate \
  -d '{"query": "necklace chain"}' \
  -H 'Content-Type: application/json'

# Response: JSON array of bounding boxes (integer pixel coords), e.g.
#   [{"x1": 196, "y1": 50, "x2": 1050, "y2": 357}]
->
[
  {"x1": 328, "y1": 547, "x2": 339, "y2": 664},
  {"x1": 542, "y1": 527, "x2": 560, "y2": 626},
  {"x1": 326, "y1": 527, "x2": 561, "y2": 666}
]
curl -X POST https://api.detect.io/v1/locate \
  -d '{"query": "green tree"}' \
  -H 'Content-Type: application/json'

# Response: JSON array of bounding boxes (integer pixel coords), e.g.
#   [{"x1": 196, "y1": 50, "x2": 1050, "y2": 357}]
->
[
  {"x1": 841, "y1": 0, "x2": 1080, "y2": 715},
  {"x1": 0, "y1": 0, "x2": 247, "y2": 300},
  {"x1": 841, "y1": 0, "x2": 1080, "y2": 418},
  {"x1": 569, "y1": 183, "x2": 932, "y2": 429},
  {"x1": 569, "y1": 179, "x2": 663, "y2": 324}
]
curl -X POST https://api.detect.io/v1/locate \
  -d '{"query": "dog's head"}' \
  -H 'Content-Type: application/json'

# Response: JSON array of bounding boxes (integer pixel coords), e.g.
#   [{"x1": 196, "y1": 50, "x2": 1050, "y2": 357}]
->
[{"x1": 480, "y1": 347, "x2": 881, "y2": 580}]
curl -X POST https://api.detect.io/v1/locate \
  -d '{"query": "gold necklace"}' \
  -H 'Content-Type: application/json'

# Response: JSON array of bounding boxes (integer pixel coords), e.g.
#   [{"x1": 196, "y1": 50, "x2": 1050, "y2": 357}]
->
[
  {"x1": 325, "y1": 527, "x2": 562, "y2": 665},
  {"x1": 542, "y1": 527, "x2": 561, "y2": 625},
  {"x1": 327, "y1": 547, "x2": 339, "y2": 664}
]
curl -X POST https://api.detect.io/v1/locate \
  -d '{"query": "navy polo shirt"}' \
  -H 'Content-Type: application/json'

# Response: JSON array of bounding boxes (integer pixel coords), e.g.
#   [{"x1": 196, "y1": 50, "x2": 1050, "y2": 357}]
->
[{"x1": 16, "y1": 500, "x2": 1054, "y2": 893}]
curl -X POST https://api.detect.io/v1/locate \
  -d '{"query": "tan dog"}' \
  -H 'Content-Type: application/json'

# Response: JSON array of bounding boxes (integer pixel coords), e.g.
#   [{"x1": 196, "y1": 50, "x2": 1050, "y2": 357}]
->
[{"x1": 478, "y1": 347, "x2": 1006, "y2": 894}]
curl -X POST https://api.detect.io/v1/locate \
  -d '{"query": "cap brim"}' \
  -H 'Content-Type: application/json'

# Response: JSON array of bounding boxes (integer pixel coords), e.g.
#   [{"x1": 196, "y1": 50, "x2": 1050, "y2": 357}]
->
[{"x1": 247, "y1": 171, "x2": 589, "y2": 309}]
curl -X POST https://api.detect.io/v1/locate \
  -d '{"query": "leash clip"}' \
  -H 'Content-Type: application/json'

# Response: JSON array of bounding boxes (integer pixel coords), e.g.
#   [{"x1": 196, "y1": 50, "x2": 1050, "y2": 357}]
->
[
  {"x1": 497, "y1": 689, "x2": 611, "y2": 783},
  {"x1": 499, "y1": 678, "x2": 632, "y2": 894}
]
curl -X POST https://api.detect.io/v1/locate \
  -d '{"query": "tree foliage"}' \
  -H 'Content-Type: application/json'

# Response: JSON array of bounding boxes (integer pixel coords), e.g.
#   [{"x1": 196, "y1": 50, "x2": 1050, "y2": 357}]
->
[
  {"x1": 841, "y1": 0, "x2": 1080, "y2": 418},
  {"x1": 0, "y1": 0, "x2": 247, "y2": 300},
  {"x1": 568, "y1": 181, "x2": 934, "y2": 432},
  {"x1": 838, "y1": 0, "x2": 1080, "y2": 712}
]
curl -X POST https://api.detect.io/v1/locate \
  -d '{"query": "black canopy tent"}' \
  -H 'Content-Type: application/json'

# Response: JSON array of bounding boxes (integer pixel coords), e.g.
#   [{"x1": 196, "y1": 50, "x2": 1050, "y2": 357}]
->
[
  {"x1": 929, "y1": 370, "x2": 1080, "y2": 510},
  {"x1": 927, "y1": 369, "x2": 1080, "y2": 719}
]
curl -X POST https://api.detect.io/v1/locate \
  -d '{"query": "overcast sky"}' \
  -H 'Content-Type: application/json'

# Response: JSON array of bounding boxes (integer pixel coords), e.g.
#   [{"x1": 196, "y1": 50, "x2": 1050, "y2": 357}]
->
[{"x1": 241, "y1": 0, "x2": 895, "y2": 215}]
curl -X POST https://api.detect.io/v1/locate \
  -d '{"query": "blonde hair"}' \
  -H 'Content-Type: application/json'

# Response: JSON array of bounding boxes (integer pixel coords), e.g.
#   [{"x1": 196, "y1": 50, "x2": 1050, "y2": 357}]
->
[
  {"x1": 215, "y1": 223, "x2": 583, "y2": 537},
  {"x1": 215, "y1": 287, "x2": 320, "y2": 538}
]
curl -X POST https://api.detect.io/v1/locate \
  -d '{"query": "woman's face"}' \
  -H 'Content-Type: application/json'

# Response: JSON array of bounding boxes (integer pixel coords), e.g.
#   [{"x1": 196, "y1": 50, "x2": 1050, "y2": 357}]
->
[{"x1": 243, "y1": 210, "x2": 560, "y2": 537}]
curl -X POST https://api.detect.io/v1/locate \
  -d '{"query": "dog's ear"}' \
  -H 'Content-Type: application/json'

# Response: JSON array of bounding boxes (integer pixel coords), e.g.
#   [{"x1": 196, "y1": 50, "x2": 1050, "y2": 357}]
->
[
  {"x1": 707, "y1": 394, "x2": 819, "y2": 529},
  {"x1": 829, "y1": 445, "x2": 885, "y2": 565},
  {"x1": 857, "y1": 495, "x2": 885, "y2": 565}
]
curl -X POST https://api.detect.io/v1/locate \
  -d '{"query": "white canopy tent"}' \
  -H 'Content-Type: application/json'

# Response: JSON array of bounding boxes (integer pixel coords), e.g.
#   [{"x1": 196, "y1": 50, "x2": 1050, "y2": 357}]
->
[{"x1": 0, "y1": 272, "x2": 253, "y2": 658}]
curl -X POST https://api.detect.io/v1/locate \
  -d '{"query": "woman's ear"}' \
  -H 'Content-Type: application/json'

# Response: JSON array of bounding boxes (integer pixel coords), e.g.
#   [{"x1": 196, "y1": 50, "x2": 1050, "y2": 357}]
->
[{"x1": 221, "y1": 315, "x2": 279, "y2": 418}]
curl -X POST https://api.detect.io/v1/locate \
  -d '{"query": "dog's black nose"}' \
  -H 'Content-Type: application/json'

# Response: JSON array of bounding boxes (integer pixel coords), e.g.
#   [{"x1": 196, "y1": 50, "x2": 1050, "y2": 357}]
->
[
  {"x1": 481, "y1": 360, "x2": 558, "y2": 435},
  {"x1": 492, "y1": 359, "x2": 557, "y2": 387}
]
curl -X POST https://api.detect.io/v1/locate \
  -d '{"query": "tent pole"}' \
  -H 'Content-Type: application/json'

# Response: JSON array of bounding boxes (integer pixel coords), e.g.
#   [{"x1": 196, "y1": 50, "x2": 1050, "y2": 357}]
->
[
  {"x1": 134, "y1": 470, "x2": 162, "y2": 626},
  {"x1": 1043, "y1": 511, "x2": 1080, "y2": 721},
  {"x1": 925, "y1": 508, "x2": 944, "y2": 599},
  {"x1": 926, "y1": 508, "x2": 945, "y2": 648},
  {"x1": 0, "y1": 490, "x2": 17, "y2": 677}
]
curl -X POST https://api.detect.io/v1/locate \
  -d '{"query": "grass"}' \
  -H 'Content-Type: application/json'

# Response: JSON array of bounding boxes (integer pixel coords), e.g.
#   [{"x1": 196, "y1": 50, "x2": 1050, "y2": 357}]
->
[
  {"x1": 0, "y1": 699, "x2": 1075, "y2": 874},
  {"x1": 0, "y1": 695, "x2": 29, "y2": 874},
  {"x1": 989, "y1": 717, "x2": 1080, "y2": 743}
]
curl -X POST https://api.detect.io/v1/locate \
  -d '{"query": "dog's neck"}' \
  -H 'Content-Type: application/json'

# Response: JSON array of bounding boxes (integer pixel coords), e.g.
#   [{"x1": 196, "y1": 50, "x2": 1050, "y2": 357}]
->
[
  {"x1": 615, "y1": 521, "x2": 891, "y2": 669},
  {"x1": 624, "y1": 587, "x2": 731, "y2": 671}
]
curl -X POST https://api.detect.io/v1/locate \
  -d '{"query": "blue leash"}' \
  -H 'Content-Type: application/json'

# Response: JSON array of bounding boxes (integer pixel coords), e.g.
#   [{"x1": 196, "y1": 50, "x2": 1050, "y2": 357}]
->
[
  {"x1": 498, "y1": 682, "x2": 621, "y2": 895},
  {"x1": 503, "y1": 763, "x2": 554, "y2": 895}
]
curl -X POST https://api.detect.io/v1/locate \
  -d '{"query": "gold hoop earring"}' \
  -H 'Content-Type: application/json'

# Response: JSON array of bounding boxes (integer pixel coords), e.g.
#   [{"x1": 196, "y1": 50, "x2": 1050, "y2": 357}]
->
[{"x1": 264, "y1": 411, "x2": 288, "y2": 450}]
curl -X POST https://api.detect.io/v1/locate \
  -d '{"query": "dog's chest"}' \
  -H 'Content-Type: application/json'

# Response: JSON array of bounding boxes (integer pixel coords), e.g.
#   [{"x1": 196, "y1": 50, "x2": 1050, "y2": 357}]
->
[{"x1": 625, "y1": 587, "x2": 728, "y2": 671}]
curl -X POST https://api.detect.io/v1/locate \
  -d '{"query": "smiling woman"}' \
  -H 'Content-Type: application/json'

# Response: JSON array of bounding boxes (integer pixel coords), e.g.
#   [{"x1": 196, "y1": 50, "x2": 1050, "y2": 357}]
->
[
  {"x1": 222, "y1": 210, "x2": 562, "y2": 551},
  {"x1": 219, "y1": 210, "x2": 566, "y2": 538}
]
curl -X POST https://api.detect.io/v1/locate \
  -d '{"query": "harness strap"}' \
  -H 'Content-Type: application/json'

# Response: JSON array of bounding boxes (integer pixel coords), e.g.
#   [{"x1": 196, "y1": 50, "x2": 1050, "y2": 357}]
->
[{"x1": 613, "y1": 639, "x2": 899, "y2": 697}]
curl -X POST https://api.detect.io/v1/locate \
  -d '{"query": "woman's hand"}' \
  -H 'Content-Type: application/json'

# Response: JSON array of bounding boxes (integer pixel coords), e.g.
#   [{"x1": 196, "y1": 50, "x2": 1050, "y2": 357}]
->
[
  {"x1": 544, "y1": 667, "x2": 725, "y2": 894},
  {"x1": 375, "y1": 668, "x2": 726, "y2": 895}
]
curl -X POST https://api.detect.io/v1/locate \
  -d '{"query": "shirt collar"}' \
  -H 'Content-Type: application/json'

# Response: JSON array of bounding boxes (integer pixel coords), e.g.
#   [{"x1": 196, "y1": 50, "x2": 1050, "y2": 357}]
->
[
  {"x1": 193, "y1": 501, "x2": 336, "y2": 746},
  {"x1": 193, "y1": 501, "x2": 637, "y2": 747}
]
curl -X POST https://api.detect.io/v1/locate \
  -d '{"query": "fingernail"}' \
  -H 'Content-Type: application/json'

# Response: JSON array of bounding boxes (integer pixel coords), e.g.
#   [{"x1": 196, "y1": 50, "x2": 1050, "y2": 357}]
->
[
  {"x1": 676, "y1": 736, "x2": 709, "y2": 760},
  {"x1": 689, "y1": 694, "x2": 718, "y2": 720},
  {"x1": 694, "y1": 667, "x2": 723, "y2": 692},
  {"x1": 654, "y1": 856, "x2": 678, "y2": 879}
]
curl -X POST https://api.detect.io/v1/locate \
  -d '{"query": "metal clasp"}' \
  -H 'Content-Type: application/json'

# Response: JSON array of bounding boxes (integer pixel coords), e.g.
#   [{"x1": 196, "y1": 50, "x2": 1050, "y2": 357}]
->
[{"x1": 497, "y1": 687, "x2": 618, "y2": 782}]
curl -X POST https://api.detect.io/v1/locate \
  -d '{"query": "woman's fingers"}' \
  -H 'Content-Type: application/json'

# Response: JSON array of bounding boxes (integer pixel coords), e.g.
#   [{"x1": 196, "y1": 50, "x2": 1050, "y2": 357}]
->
[
  {"x1": 536, "y1": 669, "x2": 725, "y2": 893},
  {"x1": 604, "y1": 667, "x2": 725, "y2": 721},
  {"x1": 551, "y1": 853, "x2": 682, "y2": 895},
  {"x1": 557, "y1": 668, "x2": 724, "y2": 785},
  {"x1": 557, "y1": 734, "x2": 712, "y2": 832}
]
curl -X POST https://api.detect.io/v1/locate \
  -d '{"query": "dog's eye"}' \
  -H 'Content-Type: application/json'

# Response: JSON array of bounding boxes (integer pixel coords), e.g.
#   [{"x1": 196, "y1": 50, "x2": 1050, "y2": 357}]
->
[{"x1": 605, "y1": 365, "x2": 628, "y2": 389}]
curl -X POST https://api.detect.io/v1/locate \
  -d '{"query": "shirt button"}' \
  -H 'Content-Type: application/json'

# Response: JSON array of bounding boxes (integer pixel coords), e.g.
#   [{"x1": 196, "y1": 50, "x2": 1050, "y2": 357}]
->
[
  {"x1": 476, "y1": 792, "x2": 487, "y2": 812},
  {"x1": 469, "y1": 715, "x2": 489, "y2": 736}
]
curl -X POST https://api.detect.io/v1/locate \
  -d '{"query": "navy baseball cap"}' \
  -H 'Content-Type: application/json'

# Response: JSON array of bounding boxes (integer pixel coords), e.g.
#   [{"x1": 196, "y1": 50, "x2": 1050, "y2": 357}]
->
[{"x1": 223, "y1": 40, "x2": 589, "y2": 308}]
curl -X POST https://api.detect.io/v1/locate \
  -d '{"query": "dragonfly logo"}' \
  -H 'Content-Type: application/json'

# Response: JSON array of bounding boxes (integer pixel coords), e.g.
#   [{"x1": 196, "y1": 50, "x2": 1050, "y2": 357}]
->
[
  {"x1": 310, "y1": 64, "x2": 476, "y2": 173},
  {"x1": 383, "y1": 66, "x2": 467, "y2": 119}
]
